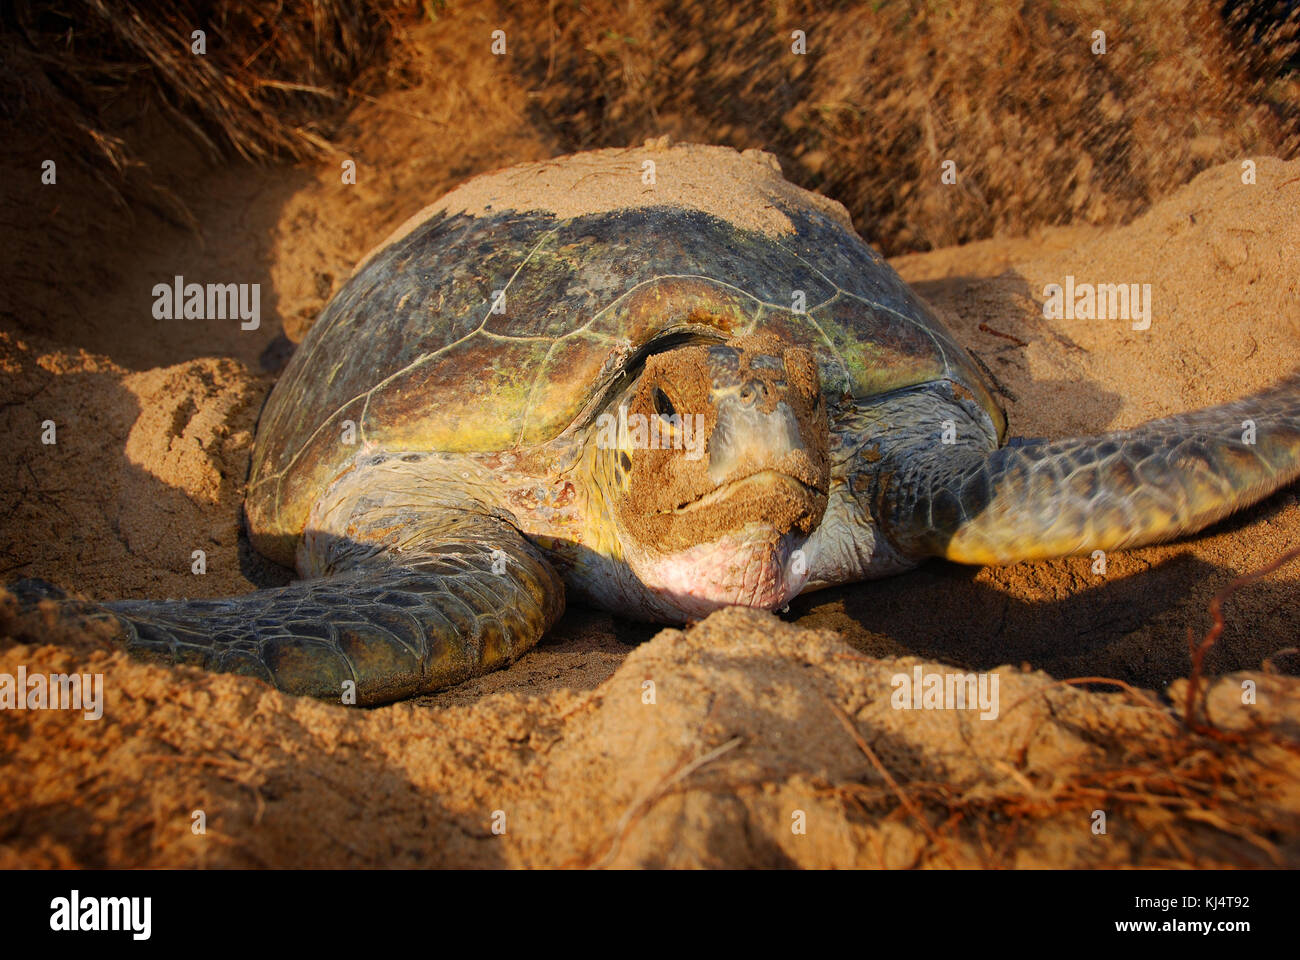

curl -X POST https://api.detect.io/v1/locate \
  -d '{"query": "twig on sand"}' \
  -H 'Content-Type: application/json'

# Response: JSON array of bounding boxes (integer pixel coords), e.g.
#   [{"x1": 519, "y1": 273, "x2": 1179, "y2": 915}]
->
[
  {"x1": 824, "y1": 697, "x2": 956, "y2": 866},
  {"x1": 977, "y1": 322, "x2": 1028, "y2": 347},
  {"x1": 1184, "y1": 544, "x2": 1300, "y2": 731},
  {"x1": 967, "y1": 349, "x2": 1020, "y2": 403},
  {"x1": 585, "y1": 735, "x2": 744, "y2": 868},
  {"x1": 1001, "y1": 675, "x2": 1177, "y2": 728}
]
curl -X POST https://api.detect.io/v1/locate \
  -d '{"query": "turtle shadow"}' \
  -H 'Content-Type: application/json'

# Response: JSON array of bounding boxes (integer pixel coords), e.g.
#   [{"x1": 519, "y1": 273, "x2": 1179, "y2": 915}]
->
[
  {"x1": 784, "y1": 267, "x2": 1300, "y2": 689},
  {"x1": 789, "y1": 486, "x2": 1300, "y2": 692},
  {"x1": 0, "y1": 161, "x2": 313, "y2": 375},
  {"x1": 907, "y1": 270, "x2": 1129, "y2": 439}
]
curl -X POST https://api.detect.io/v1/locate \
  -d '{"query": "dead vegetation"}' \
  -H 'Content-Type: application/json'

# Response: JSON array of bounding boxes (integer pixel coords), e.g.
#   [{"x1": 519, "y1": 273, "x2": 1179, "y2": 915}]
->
[
  {"x1": 0, "y1": 0, "x2": 410, "y2": 225},
  {"x1": 812, "y1": 546, "x2": 1300, "y2": 869},
  {"x1": 2, "y1": 1, "x2": 1297, "y2": 250},
  {"x1": 516, "y1": 0, "x2": 1300, "y2": 251}
]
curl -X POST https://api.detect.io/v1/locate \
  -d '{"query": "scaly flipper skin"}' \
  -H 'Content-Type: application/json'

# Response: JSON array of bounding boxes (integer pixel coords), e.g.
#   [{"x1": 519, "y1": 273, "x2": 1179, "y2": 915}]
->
[
  {"x1": 102, "y1": 512, "x2": 563, "y2": 705},
  {"x1": 877, "y1": 371, "x2": 1300, "y2": 565}
]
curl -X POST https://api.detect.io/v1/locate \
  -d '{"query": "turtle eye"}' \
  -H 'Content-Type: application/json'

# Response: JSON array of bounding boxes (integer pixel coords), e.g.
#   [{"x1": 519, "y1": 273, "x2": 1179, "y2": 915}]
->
[{"x1": 652, "y1": 387, "x2": 677, "y2": 423}]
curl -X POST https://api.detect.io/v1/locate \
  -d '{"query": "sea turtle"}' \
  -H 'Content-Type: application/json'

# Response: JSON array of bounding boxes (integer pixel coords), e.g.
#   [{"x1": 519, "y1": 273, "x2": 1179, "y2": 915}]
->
[{"x1": 18, "y1": 144, "x2": 1300, "y2": 705}]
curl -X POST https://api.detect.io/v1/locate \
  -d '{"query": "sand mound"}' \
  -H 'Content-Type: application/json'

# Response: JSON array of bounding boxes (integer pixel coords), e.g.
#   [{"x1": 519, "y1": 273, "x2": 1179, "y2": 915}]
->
[
  {"x1": 4, "y1": 601, "x2": 1296, "y2": 868},
  {"x1": 365, "y1": 141, "x2": 851, "y2": 260}
]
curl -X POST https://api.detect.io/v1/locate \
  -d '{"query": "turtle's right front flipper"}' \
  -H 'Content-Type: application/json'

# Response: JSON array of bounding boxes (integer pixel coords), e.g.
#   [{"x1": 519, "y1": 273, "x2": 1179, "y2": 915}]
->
[
  {"x1": 879, "y1": 370, "x2": 1300, "y2": 565},
  {"x1": 101, "y1": 513, "x2": 564, "y2": 705}
]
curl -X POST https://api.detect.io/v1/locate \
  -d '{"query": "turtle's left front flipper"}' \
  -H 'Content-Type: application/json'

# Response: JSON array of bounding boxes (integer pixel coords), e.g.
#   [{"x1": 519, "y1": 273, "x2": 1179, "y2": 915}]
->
[
  {"x1": 880, "y1": 371, "x2": 1300, "y2": 565},
  {"x1": 89, "y1": 512, "x2": 564, "y2": 705}
]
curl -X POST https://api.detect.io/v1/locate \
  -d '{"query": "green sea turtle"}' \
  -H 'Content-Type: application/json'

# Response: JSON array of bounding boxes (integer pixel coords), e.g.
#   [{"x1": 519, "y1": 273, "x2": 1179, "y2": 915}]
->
[{"x1": 18, "y1": 144, "x2": 1300, "y2": 704}]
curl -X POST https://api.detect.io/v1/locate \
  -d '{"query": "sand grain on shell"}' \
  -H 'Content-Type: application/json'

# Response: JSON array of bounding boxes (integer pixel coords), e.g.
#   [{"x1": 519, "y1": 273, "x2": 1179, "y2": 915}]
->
[{"x1": 355, "y1": 142, "x2": 858, "y2": 274}]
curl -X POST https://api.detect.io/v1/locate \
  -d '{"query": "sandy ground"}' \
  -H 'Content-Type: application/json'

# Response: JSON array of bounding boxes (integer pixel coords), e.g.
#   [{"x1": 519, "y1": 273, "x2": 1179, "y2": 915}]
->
[{"x1": 1, "y1": 30, "x2": 1299, "y2": 865}]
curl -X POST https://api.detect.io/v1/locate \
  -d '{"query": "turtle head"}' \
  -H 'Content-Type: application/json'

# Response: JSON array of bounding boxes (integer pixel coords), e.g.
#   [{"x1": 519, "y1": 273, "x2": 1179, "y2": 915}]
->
[{"x1": 594, "y1": 333, "x2": 830, "y2": 618}]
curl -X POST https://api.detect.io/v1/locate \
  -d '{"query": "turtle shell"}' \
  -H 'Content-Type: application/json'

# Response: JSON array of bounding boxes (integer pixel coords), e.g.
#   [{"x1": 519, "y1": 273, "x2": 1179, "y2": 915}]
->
[{"x1": 247, "y1": 145, "x2": 1003, "y2": 562}]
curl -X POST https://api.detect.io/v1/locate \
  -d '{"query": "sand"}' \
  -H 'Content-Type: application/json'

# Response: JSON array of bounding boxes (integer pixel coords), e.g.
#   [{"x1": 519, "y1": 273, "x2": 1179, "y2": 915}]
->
[
  {"x1": 358, "y1": 142, "x2": 853, "y2": 278},
  {"x1": 2, "y1": 75, "x2": 1299, "y2": 866}
]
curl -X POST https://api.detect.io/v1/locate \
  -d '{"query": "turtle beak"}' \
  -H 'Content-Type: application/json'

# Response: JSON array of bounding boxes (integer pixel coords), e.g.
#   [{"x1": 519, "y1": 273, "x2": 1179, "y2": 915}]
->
[
  {"x1": 698, "y1": 343, "x2": 829, "y2": 498},
  {"x1": 708, "y1": 381, "x2": 802, "y2": 484}
]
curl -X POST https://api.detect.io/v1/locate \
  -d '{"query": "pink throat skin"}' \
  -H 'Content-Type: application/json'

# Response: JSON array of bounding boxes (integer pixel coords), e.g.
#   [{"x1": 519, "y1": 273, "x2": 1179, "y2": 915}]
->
[{"x1": 628, "y1": 524, "x2": 811, "y2": 620}]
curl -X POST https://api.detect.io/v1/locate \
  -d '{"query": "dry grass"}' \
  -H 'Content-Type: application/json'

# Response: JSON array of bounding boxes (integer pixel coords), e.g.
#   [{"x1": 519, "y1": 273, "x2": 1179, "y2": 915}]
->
[
  {"x1": 0, "y1": 0, "x2": 415, "y2": 225},
  {"x1": 821, "y1": 673, "x2": 1300, "y2": 867},
  {"x1": 3, "y1": 1, "x2": 1297, "y2": 249},
  {"x1": 515, "y1": 0, "x2": 1300, "y2": 252}
]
